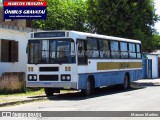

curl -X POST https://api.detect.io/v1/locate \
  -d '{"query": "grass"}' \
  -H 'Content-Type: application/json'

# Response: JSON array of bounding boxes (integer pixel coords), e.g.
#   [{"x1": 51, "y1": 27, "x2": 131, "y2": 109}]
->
[
  {"x1": 0, "y1": 88, "x2": 46, "y2": 106},
  {"x1": 0, "y1": 88, "x2": 77, "y2": 107},
  {"x1": 0, "y1": 88, "x2": 44, "y2": 98},
  {"x1": 0, "y1": 88, "x2": 75, "y2": 98},
  {"x1": 0, "y1": 88, "x2": 76, "y2": 103}
]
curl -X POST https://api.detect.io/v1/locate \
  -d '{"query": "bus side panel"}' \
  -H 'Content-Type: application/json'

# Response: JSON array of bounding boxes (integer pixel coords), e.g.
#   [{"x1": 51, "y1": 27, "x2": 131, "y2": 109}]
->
[
  {"x1": 98, "y1": 73, "x2": 109, "y2": 87},
  {"x1": 78, "y1": 73, "x2": 103, "y2": 89},
  {"x1": 129, "y1": 69, "x2": 142, "y2": 82},
  {"x1": 78, "y1": 69, "x2": 142, "y2": 90},
  {"x1": 78, "y1": 73, "x2": 112, "y2": 89},
  {"x1": 98, "y1": 72, "x2": 118, "y2": 87},
  {"x1": 78, "y1": 74, "x2": 88, "y2": 90},
  {"x1": 113, "y1": 71, "x2": 125, "y2": 85},
  {"x1": 78, "y1": 71, "x2": 124, "y2": 89},
  {"x1": 96, "y1": 71, "x2": 126, "y2": 87}
]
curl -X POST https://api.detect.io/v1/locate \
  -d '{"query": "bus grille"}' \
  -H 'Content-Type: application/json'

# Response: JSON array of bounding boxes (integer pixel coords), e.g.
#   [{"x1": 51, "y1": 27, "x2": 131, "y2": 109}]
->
[
  {"x1": 39, "y1": 75, "x2": 58, "y2": 81},
  {"x1": 39, "y1": 67, "x2": 59, "y2": 72}
]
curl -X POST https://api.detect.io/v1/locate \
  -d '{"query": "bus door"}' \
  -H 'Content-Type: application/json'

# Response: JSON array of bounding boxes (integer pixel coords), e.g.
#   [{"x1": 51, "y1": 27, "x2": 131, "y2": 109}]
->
[{"x1": 148, "y1": 59, "x2": 152, "y2": 79}]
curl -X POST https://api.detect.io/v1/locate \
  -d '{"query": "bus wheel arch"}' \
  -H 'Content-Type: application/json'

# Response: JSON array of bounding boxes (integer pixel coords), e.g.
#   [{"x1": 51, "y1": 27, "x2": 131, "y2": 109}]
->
[
  {"x1": 81, "y1": 75, "x2": 95, "y2": 96},
  {"x1": 88, "y1": 75, "x2": 95, "y2": 88},
  {"x1": 122, "y1": 73, "x2": 130, "y2": 89}
]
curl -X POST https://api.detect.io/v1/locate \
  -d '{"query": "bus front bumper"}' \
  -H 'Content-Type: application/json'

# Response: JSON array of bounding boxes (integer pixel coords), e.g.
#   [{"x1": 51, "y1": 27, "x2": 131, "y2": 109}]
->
[{"x1": 26, "y1": 81, "x2": 77, "y2": 89}]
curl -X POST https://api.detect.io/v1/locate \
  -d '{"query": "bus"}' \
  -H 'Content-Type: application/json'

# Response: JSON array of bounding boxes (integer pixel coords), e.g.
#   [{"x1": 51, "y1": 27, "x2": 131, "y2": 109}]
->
[{"x1": 26, "y1": 31, "x2": 142, "y2": 96}]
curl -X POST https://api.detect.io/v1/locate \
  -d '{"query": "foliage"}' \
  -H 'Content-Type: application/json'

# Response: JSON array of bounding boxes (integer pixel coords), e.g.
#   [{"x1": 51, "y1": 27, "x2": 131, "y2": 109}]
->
[
  {"x1": 33, "y1": 0, "x2": 88, "y2": 31},
  {"x1": 152, "y1": 34, "x2": 160, "y2": 52},
  {"x1": 32, "y1": 0, "x2": 160, "y2": 52},
  {"x1": 87, "y1": 0, "x2": 160, "y2": 52}
]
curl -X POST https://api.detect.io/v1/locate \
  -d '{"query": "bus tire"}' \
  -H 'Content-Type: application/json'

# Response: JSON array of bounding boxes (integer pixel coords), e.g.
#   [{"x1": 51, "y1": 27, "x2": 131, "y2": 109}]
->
[
  {"x1": 122, "y1": 74, "x2": 130, "y2": 90},
  {"x1": 81, "y1": 79, "x2": 94, "y2": 96},
  {"x1": 44, "y1": 88, "x2": 55, "y2": 96}
]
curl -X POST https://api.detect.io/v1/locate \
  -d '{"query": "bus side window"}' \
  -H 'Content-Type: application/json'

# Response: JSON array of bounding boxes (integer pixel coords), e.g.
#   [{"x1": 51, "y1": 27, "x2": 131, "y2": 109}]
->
[
  {"x1": 86, "y1": 38, "x2": 99, "y2": 58},
  {"x1": 110, "y1": 41, "x2": 120, "y2": 59},
  {"x1": 99, "y1": 39, "x2": 110, "y2": 58},
  {"x1": 120, "y1": 42, "x2": 128, "y2": 59},
  {"x1": 136, "y1": 44, "x2": 141, "y2": 59},
  {"x1": 129, "y1": 43, "x2": 136, "y2": 59},
  {"x1": 78, "y1": 40, "x2": 87, "y2": 65}
]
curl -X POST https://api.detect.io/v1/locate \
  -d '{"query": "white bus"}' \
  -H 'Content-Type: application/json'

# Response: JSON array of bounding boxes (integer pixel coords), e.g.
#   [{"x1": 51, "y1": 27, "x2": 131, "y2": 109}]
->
[{"x1": 26, "y1": 31, "x2": 142, "y2": 96}]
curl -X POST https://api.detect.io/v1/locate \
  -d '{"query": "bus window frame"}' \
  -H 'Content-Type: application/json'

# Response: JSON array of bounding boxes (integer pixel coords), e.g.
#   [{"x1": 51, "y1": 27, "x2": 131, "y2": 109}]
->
[
  {"x1": 86, "y1": 37, "x2": 100, "y2": 58},
  {"x1": 120, "y1": 41, "x2": 129, "y2": 59},
  {"x1": 129, "y1": 43, "x2": 137, "y2": 59},
  {"x1": 136, "y1": 43, "x2": 142, "y2": 59},
  {"x1": 76, "y1": 37, "x2": 142, "y2": 61},
  {"x1": 110, "y1": 40, "x2": 120, "y2": 59},
  {"x1": 77, "y1": 39, "x2": 88, "y2": 65},
  {"x1": 28, "y1": 38, "x2": 76, "y2": 64},
  {"x1": 98, "y1": 39, "x2": 111, "y2": 59}
]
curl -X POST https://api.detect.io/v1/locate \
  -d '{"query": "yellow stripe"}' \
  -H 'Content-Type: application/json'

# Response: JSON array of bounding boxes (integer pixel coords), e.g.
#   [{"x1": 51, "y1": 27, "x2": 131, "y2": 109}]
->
[{"x1": 97, "y1": 62, "x2": 142, "y2": 70}]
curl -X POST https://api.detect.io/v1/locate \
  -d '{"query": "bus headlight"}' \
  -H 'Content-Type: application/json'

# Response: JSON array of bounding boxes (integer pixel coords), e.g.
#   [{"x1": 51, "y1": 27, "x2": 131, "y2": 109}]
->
[
  {"x1": 29, "y1": 76, "x2": 32, "y2": 80},
  {"x1": 62, "y1": 76, "x2": 66, "y2": 80},
  {"x1": 66, "y1": 76, "x2": 71, "y2": 80},
  {"x1": 34, "y1": 75, "x2": 37, "y2": 80},
  {"x1": 61, "y1": 74, "x2": 71, "y2": 81},
  {"x1": 28, "y1": 74, "x2": 37, "y2": 81}
]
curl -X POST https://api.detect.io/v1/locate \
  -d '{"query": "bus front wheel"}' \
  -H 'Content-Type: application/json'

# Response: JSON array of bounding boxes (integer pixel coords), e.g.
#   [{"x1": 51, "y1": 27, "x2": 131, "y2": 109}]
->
[
  {"x1": 81, "y1": 79, "x2": 94, "y2": 96},
  {"x1": 44, "y1": 88, "x2": 55, "y2": 96}
]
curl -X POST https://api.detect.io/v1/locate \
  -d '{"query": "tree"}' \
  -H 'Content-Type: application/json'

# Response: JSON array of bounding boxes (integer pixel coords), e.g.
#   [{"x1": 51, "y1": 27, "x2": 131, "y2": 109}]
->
[
  {"x1": 33, "y1": 0, "x2": 88, "y2": 31},
  {"x1": 87, "y1": 0, "x2": 159, "y2": 52}
]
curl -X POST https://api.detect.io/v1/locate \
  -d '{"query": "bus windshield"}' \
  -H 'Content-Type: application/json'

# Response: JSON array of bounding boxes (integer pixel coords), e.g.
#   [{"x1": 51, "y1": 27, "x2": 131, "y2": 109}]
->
[{"x1": 28, "y1": 39, "x2": 75, "y2": 64}]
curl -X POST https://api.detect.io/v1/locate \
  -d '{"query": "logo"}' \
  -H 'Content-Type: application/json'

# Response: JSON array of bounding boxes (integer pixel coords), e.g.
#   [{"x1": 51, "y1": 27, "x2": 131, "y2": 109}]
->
[
  {"x1": 2, "y1": 112, "x2": 11, "y2": 117},
  {"x1": 119, "y1": 62, "x2": 130, "y2": 69},
  {"x1": 3, "y1": 0, "x2": 47, "y2": 19},
  {"x1": 1, "y1": 112, "x2": 42, "y2": 118}
]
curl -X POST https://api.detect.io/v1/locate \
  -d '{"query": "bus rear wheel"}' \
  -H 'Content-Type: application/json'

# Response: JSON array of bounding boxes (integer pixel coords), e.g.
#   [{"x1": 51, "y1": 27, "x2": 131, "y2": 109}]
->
[
  {"x1": 44, "y1": 88, "x2": 55, "y2": 96},
  {"x1": 81, "y1": 79, "x2": 94, "y2": 96},
  {"x1": 122, "y1": 74, "x2": 130, "y2": 90}
]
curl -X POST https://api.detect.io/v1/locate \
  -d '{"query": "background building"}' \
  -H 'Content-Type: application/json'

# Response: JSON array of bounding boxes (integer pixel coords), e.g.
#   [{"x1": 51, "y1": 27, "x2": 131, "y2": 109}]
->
[
  {"x1": 142, "y1": 53, "x2": 159, "y2": 79},
  {"x1": 0, "y1": 28, "x2": 28, "y2": 75},
  {"x1": 0, "y1": 7, "x2": 36, "y2": 75},
  {"x1": 0, "y1": 6, "x2": 41, "y2": 92}
]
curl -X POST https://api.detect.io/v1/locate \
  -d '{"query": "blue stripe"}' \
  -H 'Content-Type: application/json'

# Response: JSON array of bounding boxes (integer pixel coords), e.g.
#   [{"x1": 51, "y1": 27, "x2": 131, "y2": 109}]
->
[{"x1": 78, "y1": 70, "x2": 142, "y2": 90}]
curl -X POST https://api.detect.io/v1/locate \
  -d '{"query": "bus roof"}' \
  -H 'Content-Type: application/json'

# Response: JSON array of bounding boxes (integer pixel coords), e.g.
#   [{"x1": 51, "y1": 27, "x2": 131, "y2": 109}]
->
[
  {"x1": 70, "y1": 31, "x2": 141, "y2": 44},
  {"x1": 29, "y1": 30, "x2": 141, "y2": 44}
]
